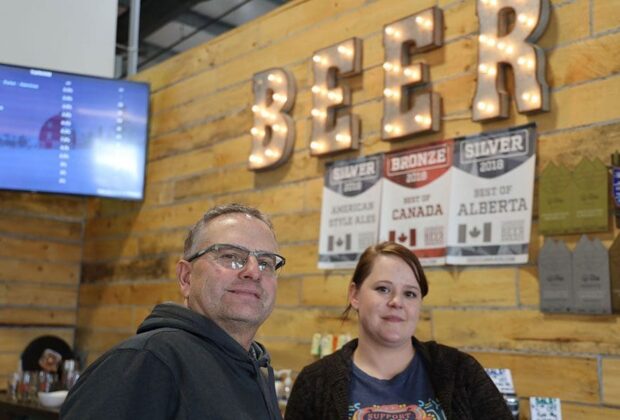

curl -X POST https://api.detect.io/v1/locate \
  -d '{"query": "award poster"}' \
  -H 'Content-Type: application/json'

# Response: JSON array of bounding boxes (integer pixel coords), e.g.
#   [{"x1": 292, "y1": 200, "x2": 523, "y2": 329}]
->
[
  {"x1": 318, "y1": 154, "x2": 383, "y2": 269},
  {"x1": 446, "y1": 124, "x2": 536, "y2": 265},
  {"x1": 379, "y1": 140, "x2": 453, "y2": 266}
]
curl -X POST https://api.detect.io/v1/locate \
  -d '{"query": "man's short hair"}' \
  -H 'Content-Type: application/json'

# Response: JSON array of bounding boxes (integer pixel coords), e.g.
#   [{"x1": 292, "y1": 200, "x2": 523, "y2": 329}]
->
[{"x1": 183, "y1": 203, "x2": 275, "y2": 259}]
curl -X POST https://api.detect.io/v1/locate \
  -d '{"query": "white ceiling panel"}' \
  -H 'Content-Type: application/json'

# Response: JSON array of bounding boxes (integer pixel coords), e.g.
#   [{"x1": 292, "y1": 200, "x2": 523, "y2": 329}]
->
[
  {"x1": 171, "y1": 31, "x2": 215, "y2": 52},
  {"x1": 192, "y1": 0, "x2": 278, "y2": 26},
  {"x1": 192, "y1": 0, "x2": 247, "y2": 18},
  {"x1": 219, "y1": 0, "x2": 278, "y2": 26},
  {"x1": 144, "y1": 21, "x2": 214, "y2": 51}
]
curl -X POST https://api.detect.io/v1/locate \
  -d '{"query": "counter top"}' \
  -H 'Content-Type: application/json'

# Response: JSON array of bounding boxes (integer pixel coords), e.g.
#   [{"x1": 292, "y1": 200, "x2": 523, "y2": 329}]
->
[{"x1": 0, "y1": 392, "x2": 59, "y2": 419}]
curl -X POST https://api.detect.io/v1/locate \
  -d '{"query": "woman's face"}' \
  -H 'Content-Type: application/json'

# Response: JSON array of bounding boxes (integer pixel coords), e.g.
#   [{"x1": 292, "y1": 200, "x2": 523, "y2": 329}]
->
[{"x1": 349, "y1": 254, "x2": 422, "y2": 349}]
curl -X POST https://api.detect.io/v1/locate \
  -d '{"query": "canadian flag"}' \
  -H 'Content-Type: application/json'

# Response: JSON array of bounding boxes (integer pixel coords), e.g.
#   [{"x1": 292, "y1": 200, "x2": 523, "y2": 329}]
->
[
  {"x1": 388, "y1": 229, "x2": 416, "y2": 247},
  {"x1": 328, "y1": 234, "x2": 352, "y2": 251},
  {"x1": 457, "y1": 223, "x2": 492, "y2": 243}
]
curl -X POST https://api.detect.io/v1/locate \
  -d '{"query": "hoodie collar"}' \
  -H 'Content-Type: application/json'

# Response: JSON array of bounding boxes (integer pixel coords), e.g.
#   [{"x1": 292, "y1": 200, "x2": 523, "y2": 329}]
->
[{"x1": 138, "y1": 302, "x2": 271, "y2": 365}]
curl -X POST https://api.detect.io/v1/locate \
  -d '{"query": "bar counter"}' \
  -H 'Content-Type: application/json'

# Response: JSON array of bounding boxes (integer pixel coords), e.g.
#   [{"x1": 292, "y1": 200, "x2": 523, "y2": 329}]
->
[{"x1": 0, "y1": 392, "x2": 59, "y2": 420}]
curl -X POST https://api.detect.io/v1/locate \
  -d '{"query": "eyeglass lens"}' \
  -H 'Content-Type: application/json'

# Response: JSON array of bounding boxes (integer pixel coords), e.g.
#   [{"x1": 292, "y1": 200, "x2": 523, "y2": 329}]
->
[{"x1": 210, "y1": 244, "x2": 283, "y2": 273}]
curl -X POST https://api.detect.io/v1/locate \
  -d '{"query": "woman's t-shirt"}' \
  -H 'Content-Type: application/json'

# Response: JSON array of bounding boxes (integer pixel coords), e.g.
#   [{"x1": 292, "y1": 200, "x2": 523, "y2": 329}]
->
[{"x1": 348, "y1": 353, "x2": 447, "y2": 419}]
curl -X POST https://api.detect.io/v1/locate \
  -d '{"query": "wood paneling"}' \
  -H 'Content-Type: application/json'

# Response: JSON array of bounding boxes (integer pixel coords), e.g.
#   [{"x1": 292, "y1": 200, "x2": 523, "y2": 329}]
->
[
  {"x1": 602, "y1": 358, "x2": 620, "y2": 405},
  {"x1": 518, "y1": 267, "x2": 540, "y2": 307},
  {"x1": 148, "y1": 111, "x2": 252, "y2": 161},
  {"x1": 76, "y1": 306, "x2": 135, "y2": 330},
  {"x1": 301, "y1": 274, "x2": 351, "y2": 307},
  {"x1": 560, "y1": 403, "x2": 620, "y2": 419},
  {"x1": 274, "y1": 277, "x2": 302, "y2": 307},
  {"x1": 0, "y1": 354, "x2": 20, "y2": 379},
  {"x1": 538, "y1": 122, "x2": 620, "y2": 171},
  {"x1": 75, "y1": 328, "x2": 132, "y2": 353},
  {"x1": 424, "y1": 267, "x2": 518, "y2": 307},
  {"x1": 0, "y1": 214, "x2": 82, "y2": 241},
  {"x1": 78, "y1": 281, "x2": 181, "y2": 306},
  {"x1": 0, "y1": 308, "x2": 76, "y2": 326},
  {"x1": 0, "y1": 283, "x2": 77, "y2": 308},
  {"x1": 271, "y1": 211, "x2": 321, "y2": 243},
  {"x1": 0, "y1": 235, "x2": 81, "y2": 263},
  {"x1": 0, "y1": 192, "x2": 85, "y2": 219},
  {"x1": 472, "y1": 352, "x2": 599, "y2": 403},
  {"x1": 81, "y1": 255, "x2": 176, "y2": 283},
  {"x1": 0, "y1": 258, "x2": 79, "y2": 285},
  {"x1": 549, "y1": 30, "x2": 620, "y2": 87},
  {"x1": 172, "y1": 165, "x2": 256, "y2": 200},
  {"x1": 593, "y1": 0, "x2": 620, "y2": 34},
  {"x1": 434, "y1": 309, "x2": 620, "y2": 355},
  {"x1": 0, "y1": 191, "x2": 85, "y2": 388},
  {"x1": 0, "y1": 328, "x2": 73, "y2": 352},
  {"x1": 259, "y1": 308, "x2": 358, "y2": 339},
  {"x1": 539, "y1": 0, "x2": 590, "y2": 49},
  {"x1": 82, "y1": 236, "x2": 140, "y2": 261},
  {"x1": 0, "y1": 0, "x2": 614, "y2": 415}
]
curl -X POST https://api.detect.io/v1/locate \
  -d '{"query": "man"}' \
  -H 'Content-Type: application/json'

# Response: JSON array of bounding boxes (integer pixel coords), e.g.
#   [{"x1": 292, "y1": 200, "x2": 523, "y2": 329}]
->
[{"x1": 61, "y1": 203, "x2": 285, "y2": 419}]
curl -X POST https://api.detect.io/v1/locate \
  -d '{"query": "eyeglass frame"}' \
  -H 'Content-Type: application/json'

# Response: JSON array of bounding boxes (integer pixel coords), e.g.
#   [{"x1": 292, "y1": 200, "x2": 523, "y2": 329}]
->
[{"x1": 185, "y1": 243, "x2": 286, "y2": 273}]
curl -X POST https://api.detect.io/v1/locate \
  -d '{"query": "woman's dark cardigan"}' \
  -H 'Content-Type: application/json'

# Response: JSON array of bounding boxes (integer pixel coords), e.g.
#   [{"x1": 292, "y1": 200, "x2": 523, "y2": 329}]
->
[{"x1": 285, "y1": 337, "x2": 512, "y2": 420}]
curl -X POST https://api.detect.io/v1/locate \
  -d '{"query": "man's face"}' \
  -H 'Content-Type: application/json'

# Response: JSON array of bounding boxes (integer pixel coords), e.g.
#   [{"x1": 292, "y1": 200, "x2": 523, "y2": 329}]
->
[{"x1": 178, "y1": 213, "x2": 279, "y2": 335}]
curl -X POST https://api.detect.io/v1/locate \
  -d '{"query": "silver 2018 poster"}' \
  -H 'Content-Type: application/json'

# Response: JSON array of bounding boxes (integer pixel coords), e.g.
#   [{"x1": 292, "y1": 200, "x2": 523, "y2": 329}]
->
[{"x1": 446, "y1": 123, "x2": 536, "y2": 265}]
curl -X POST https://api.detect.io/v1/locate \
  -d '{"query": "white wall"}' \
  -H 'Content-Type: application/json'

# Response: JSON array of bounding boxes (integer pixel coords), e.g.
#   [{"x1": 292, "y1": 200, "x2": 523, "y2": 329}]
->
[{"x1": 0, "y1": 0, "x2": 117, "y2": 77}]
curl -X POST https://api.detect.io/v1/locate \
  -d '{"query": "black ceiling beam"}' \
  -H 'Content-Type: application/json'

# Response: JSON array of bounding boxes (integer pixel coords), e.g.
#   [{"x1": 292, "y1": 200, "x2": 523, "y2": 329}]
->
[
  {"x1": 116, "y1": 0, "x2": 207, "y2": 46},
  {"x1": 175, "y1": 9, "x2": 235, "y2": 36},
  {"x1": 138, "y1": 41, "x2": 176, "y2": 58}
]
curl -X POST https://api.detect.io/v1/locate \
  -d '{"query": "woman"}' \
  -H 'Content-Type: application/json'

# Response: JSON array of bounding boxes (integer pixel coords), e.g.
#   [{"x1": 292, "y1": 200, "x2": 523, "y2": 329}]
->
[{"x1": 285, "y1": 242, "x2": 512, "y2": 420}]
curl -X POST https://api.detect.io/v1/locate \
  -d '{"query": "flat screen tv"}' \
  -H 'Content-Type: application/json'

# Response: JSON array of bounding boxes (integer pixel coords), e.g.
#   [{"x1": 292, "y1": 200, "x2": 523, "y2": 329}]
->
[{"x1": 0, "y1": 63, "x2": 150, "y2": 200}]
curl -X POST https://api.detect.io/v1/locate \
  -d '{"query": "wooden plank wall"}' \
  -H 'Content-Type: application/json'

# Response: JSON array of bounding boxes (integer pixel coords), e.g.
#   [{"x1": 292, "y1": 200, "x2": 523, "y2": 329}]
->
[
  {"x1": 70, "y1": 0, "x2": 620, "y2": 417},
  {"x1": 0, "y1": 192, "x2": 84, "y2": 386}
]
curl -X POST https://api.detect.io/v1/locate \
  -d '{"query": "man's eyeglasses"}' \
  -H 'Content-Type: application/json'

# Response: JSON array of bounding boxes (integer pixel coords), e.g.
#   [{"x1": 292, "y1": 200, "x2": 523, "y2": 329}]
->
[{"x1": 186, "y1": 243, "x2": 286, "y2": 275}]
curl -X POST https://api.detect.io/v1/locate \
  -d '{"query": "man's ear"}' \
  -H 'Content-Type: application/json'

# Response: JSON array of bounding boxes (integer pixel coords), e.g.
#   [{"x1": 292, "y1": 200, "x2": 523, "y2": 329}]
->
[
  {"x1": 177, "y1": 260, "x2": 192, "y2": 300},
  {"x1": 348, "y1": 282, "x2": 359, "y2": 310}
]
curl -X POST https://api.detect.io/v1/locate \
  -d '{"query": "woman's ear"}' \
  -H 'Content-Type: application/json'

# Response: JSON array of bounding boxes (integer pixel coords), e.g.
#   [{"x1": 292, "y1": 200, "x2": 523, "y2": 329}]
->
[{"x1": 348, "y1": 282, "x2": 360, "y2": 310}]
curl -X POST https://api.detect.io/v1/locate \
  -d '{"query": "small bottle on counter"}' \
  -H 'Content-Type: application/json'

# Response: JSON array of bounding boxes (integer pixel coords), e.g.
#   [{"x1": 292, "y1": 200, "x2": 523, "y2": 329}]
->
[{"x1": 61, "y1": 359, "x2": 80, "y2": 390}]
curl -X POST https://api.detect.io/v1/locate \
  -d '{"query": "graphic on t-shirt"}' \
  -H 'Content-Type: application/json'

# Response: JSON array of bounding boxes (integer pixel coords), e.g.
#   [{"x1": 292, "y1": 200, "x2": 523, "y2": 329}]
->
[
  {"x1": 348, "y1": 353, "x2": 446, "y2": 420},
  {"x1": 350, "y1": 399, "x2": 446, "y2": 419}
]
